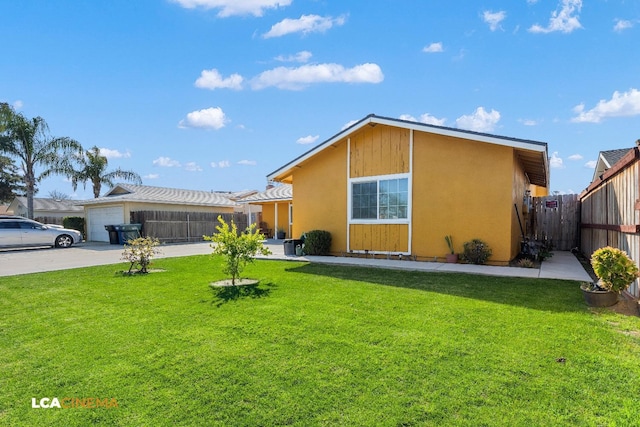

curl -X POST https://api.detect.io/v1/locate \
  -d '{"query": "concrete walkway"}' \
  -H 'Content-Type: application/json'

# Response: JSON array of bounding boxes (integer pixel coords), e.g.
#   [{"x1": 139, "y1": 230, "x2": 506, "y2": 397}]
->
[
  {"x1": 257, "y1": 241, "x2": 593, "y2": 282},
  {"x1": 0, "y1": 239, "x2": 593, "y2": 282}
]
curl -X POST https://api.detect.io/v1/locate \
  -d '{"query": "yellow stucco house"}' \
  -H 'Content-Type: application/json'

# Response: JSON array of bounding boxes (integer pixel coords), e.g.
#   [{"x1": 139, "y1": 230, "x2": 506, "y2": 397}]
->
[{"x1": 267, "y1": 114, "x2": 549, "y2": 265}]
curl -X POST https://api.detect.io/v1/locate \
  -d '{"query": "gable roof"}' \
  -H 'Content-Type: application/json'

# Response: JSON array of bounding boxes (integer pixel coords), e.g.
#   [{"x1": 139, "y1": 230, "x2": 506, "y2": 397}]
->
[
  {"x1": 591, "y1": 148, "x2": 632, "y2": 181},
  {"x1": 241, "y1": 184, "x2": 292, "y2": 203},
  {"x1": 267, "y1": 114, "x2": 549, "y2": 187},
  {"x1": 12, "y1": 197, "x2": 84, "y2": 212},
  {"x1": 78, "y1": 184, "x2": 240, "y2": 207}
]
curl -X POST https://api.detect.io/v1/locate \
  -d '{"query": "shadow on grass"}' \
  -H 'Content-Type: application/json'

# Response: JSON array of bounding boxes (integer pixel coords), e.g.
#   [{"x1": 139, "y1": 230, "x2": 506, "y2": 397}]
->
[
  {"x1": 285, "y1": 263, "x2": 585, "y2": 314},
  {"x1": 210, "y1": 282, "x2": 274, "y2": 307}
]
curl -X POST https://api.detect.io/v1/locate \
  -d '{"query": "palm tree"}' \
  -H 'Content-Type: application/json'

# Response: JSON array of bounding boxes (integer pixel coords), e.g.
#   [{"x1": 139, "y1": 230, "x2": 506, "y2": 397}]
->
[
  {"x1": 0, "y1": 103, "x2": 82, "y2": 219},
  {"x1": 71, "y1": 146, "x2": 142, "y2": 198}
]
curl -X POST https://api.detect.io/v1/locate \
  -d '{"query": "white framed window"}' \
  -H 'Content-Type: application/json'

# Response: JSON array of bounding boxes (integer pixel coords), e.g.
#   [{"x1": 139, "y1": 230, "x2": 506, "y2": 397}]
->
[{"x1": 349, "y1": 174, "x2": 410, "y2": 223}]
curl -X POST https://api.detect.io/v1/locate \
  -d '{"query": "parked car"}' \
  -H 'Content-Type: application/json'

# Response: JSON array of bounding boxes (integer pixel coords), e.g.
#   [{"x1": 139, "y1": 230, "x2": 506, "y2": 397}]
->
[{"x1": 0, "y1": 216, "x2": 83, "y2": 249}]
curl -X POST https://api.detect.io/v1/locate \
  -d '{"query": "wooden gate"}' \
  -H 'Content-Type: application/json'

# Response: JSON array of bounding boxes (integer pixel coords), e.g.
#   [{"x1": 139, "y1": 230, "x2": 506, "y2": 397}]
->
[{"x1": 529, "y1": 194, "x2": 580, "y2": 250}]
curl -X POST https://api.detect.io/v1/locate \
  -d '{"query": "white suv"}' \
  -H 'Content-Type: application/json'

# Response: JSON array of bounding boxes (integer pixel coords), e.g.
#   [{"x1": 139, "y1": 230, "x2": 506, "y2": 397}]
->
[{"x1": 0, "y1": 217, "x2": 83, "y2": 249}]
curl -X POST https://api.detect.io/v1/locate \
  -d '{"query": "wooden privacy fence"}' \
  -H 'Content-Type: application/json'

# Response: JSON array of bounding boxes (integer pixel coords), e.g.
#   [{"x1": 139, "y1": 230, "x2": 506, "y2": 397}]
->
[
  {"x1": 529, "y1": 194, "x2": 580, "y2": 251},
  {"x1": 130, "y1": 211, "x2": 248, "y2": 243},
  {"x1": 580, "y1": 147, "x2": 640, "y2": 298}
]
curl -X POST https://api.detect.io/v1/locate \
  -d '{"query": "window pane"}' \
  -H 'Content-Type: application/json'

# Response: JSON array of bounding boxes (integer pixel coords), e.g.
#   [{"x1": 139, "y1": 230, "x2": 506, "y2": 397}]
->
[
  {"x1": 378, "y1": 178, "x2": 408, "y2": 219},
  {"x1": 352, "y1": 182, "x2": 377, "y2": 219}
]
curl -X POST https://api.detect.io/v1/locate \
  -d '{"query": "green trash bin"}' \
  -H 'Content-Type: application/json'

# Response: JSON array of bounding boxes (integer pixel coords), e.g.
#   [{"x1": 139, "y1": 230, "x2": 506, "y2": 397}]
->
[{"x1": 114, "y1": 224, "x2": 142, "y2": 244}]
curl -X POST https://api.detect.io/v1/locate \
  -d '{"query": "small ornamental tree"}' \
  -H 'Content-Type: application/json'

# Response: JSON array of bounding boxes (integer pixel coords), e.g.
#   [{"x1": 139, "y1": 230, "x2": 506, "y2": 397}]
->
[
  {"x1": 204, "y1": 216, "x2": 272, "y2": 285},
  {"x1": 121, "y1": 236, "x2": 162, "y2": 274}
]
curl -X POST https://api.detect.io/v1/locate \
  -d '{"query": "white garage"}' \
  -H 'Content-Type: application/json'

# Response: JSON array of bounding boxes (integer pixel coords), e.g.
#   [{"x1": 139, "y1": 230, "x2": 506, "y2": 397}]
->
[{"x1": 87, "y1": 206, "x2": 124, "y2": 242}]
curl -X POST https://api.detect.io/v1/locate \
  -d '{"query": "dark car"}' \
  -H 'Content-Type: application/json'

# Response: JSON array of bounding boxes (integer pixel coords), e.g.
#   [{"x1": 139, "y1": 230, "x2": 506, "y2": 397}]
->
[{"x1": 0, "y1": 217, "x2": 83, "y2": 249}]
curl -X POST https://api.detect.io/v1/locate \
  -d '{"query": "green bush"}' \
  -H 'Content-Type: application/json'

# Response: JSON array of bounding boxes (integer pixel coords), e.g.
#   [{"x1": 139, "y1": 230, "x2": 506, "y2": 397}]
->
[
  {"x1": 591, "y1": 246, "x2": 639, "y2": 293},
  {"x1": 461, "y1": 238, "x2": 492, "y2": 265},
  {"x1": 63, "y1": 216, "x2": 85, "y2": 239},
  {"x1": 303, "y1": 230, "x2": 332, "y2": 255},
  {"x1": 204, "y1": 216, "x2": 272, "y2": 285}
]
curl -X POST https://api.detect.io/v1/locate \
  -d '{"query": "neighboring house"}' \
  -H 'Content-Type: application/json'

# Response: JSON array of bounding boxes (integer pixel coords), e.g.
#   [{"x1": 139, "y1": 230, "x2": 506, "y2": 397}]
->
[
  {"x1": 267, "y1": 114, "x2": 549, "y2": 265},
  {"x1": 241, "y1": 184, "x2": 292, "y2": 238},
  {"x1": 591, "y1": 148, "x2": 632, "y2": 182},
  {"x1": 580, "y1": 145, "x2": 640, "y2": 298},
  {"x1": 79, "y1": 184, "x2": 240, "y2": 242},
  {"x1": 8, "y1": 197, "x2": 84, "y2": 222}
]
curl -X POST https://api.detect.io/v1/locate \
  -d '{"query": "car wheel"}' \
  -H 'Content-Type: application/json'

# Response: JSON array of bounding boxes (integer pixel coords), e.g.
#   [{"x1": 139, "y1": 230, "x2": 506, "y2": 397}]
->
[{"x1": 55, "y1": 234, "x2": 73, "y2": 248}]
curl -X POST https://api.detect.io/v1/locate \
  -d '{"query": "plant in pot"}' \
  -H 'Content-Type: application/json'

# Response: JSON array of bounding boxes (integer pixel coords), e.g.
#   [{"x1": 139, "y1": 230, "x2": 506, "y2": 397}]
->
[
  {"x1": 582, "y1": 246, "x2": 639, "y2": 307},
  {"x1": 276, "y1": 227, "x2": 286, "y2": 239},
  {"x1": 444, "y1": 235, "x2": 458, "y2": 263}
]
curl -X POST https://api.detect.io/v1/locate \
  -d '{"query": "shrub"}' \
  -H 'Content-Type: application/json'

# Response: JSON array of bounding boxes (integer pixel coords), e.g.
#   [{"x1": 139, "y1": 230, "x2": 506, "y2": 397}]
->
[
  {"x1": 204, "y1": 216, "x2": 272, "y2": 285},
  {"x1": 303, "y1": 230, "x2": 332, "y2": 255},
  {"x1": 121, "y1": 236, "x2": 162, "y2": 274},
  {"x1": 461, "y1": 239, "x2": 492, "y2": 265},
  {"x1": 63, "y1": 216, "x2": 85, "y2": 239},
  {"x1": 517, "y1": 258, "x2": 535, "y2": 268},
  {"x1": 591, "y1": 246, "x2": 639, "y2": 293}
]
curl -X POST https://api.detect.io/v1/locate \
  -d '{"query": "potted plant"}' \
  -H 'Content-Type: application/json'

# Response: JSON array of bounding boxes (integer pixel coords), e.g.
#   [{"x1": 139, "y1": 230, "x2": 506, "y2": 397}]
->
[
  {"x1": 582, "y1": 246, "x2": 639, "y2": 307},
  {"x1": 276, "y1": 227, "x2": 286, "y2": 239},
  {"x1": 444, "y1": 235, "x2": 458, "y2": 263}
]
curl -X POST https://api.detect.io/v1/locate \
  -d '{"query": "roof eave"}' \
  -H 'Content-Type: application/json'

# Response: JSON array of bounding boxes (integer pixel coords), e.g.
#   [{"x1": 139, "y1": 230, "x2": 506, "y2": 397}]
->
[{"x1": 267, "y1": 114, "x2": 548, "y2": 182}]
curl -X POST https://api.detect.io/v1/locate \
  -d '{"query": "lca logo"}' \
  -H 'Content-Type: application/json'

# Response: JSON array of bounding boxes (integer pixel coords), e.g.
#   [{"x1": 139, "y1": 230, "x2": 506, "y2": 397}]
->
[{"x1": 32, "y1": 397, "x2": 118, "y2": 409}]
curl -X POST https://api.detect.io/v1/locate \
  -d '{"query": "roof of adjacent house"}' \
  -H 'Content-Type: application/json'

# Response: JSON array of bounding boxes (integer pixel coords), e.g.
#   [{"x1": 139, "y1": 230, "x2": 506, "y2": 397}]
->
[
  {"x1": 13, "y1": 197, "x2": 84, "y2": 212},
  {"x1": 240, "y1": 184, "x2": 292, "y2": 203},
  {"x1": 267, "y1": 114, "x2": 549, "y2": 187},
  {"x1": 78, "y1": 184, "x2": 240, "y2": 207},
  {"x1": 591, "y1": 148, "x2": 633, "y2": 182}
]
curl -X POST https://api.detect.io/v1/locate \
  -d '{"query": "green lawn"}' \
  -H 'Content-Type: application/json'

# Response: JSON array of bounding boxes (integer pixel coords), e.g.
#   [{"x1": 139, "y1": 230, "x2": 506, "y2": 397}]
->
[{"x1": 1, "y1": 256, "x2": 639, "y2": 426}]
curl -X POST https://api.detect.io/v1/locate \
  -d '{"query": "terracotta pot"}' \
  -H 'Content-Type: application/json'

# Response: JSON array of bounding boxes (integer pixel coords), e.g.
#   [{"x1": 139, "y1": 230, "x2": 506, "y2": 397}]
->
[
  {"x1": 580, "y1": 283, "x2": 618, "y2": 307},
  {"x1": 445, "y1": 253, "x2": 459, "y2": 263}
]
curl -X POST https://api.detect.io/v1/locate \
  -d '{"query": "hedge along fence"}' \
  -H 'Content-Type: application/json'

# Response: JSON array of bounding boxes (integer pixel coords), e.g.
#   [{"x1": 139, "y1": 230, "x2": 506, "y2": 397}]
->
[{"x1": 129, "y1": 211, "x2": 248, "y2": 243}]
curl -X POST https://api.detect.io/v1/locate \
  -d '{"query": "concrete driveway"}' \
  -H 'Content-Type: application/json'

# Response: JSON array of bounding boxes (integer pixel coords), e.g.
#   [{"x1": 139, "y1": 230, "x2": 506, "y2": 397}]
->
[{"x1": 0, "y1": 241, "x2": 215, "y2": 277}]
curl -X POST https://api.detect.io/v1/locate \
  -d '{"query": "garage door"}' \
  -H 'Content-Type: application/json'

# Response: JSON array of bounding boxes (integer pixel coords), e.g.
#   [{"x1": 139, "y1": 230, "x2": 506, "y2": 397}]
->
[{"x1": 88, "y1": 206, "x2": 125, "y2": 242}]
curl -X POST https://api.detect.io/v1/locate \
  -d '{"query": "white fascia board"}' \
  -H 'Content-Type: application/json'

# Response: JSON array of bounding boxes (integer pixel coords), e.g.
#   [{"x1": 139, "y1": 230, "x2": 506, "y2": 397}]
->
[{"x1": 267, "y1": 114, "x2": 547, "y2": 181}]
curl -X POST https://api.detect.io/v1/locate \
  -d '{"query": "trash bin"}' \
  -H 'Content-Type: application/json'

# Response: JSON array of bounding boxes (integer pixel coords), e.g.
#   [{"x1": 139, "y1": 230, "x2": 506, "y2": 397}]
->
[
  {"x1": 283, "y1": 239, "x2": 295, "y2": 256},
  {"x1": 114, "y1": 224, "x2": 142, "y2": 244},
  {"x1": 284, "y1": 239, "x2": 303, "y2": 256},
  {"x1": 104, "y1": 225, "x2": 120, "y2": 245}
]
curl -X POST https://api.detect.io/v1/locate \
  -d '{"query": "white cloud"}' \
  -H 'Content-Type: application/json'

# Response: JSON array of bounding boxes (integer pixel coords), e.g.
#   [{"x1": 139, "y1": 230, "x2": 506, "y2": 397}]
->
[
  {"x1": 153, "y1": 157, "x2": 181, "y2": 167},
  {"x1": 144, "y1": 173, "x2": 160, "y2": 179},
  {"x1": 342, "y1": 120, "x2": 359, "y2": 130},
  {"x1": 275, "y1": 51, "x2": 312, "y2": 63},
  {"x1": 238, "y1": 160, "x2": 257, "y2": 166},
  {"x1": 482, "y1": 10, "x2": 506, "y2": 31},
  {"x1": 614, "y1": 19, "x2": 633, "y2": 32},
  {"x1": 568, "y1": 154, "x2": 583, "y2": 161},
  {"x1": 585, "y1": 160, "x2": 597, "y2": 169},
  {"x1": 455, "y1": 107, "x2": 500, "y2": 132},
  {"x1": 195, "y1": 69, "x2": 243, "y2": 90},
  {"x1": 179, "y1": 107, "x2": 228, "y2": 129},
  {"x1": 296, "y1": 135, "x2": 319, "y2": 145},
  {"x1": 399, "y1": 113, "x2": 446, "y2": 126},
  {"x1": 550, "y1": 151, "x2": 564, "y2": 169},
  {"x1": 251, "y1": 63, "x2": 384, "y2": 90},
  {"x1": 184, "y1": 162, "x2": 202, "y2": 172},
  {"x1": 529, "y1": 0, "x2": 582, "y2": 34},
  {"x1": 422, "y1": 42, "x2": 443, "y2": 53},
  {"x1": 12, "y1": 100, "x2": 23, "y2": 109},
  {"x1": 210, "y1": 160, "x2": 230, "y2": 168},
  {"x1": 99, "y1": 148, "x2": 131, "y2": 159},
  {"x1": 518, "y1": 118, "x2": 538, "y2": 126},
  {"x1": 263, "y1": 14, "x2": 347, "y2": 38},
  {"x1": 171, "y1": 0, "x2": 291, "y2": 17},
  {"x1": 571, "y1": 88, "x2": 640, "y2": 123}
]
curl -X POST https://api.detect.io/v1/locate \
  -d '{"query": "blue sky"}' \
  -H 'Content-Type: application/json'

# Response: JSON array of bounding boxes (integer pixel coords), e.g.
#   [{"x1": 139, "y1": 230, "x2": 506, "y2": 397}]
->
[{"x1": 2, "y1": 0, "x2": 640, "y2": 199}]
